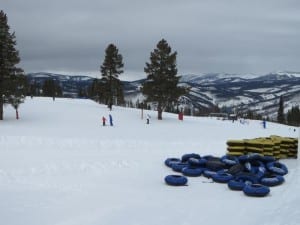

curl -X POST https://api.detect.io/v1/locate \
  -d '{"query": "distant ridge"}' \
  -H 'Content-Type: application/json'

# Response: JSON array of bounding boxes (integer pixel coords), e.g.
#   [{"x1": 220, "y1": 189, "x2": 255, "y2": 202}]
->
[{"x1": 26, "y1": 71, "x2": 300, "y2": 117}]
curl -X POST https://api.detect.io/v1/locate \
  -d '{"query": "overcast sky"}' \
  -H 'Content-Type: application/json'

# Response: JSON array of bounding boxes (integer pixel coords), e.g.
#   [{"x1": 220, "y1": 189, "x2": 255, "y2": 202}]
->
[{"x1": 2, "y1": 0, "x2": 300, "y2": 80}]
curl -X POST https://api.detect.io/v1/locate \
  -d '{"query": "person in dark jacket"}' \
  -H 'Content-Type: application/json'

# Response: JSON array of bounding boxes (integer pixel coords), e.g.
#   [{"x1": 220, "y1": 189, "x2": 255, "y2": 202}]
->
[{"x1": 109, "y1": 114, "x2": 113, "y2": 126}]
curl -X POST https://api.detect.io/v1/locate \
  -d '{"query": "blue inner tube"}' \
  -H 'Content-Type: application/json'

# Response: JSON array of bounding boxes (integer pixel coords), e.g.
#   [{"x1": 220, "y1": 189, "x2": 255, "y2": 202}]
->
[
  {"x1": 165, "y1": 175, "x2": 188, "y2": 186},
  {"x1": 172, "y1": 163, "x2": 189, "y2": 172},
  {"x1": 260, "y1": 175, "x2": 285, "y2": 187},
  {"x1": 182, "y1": 167, "x2": 203, "y2": 177},
  {"x1": 243, "y1": 184, "x2": 270, "y2": 197},
  {"x1": 245, "y1": 160, "x2": 264, "y2": 172},
  {"x1": 266, "y1": 162, "x2": 288, "y2": 175},
  {"x1": 165, "y1": 158, "x2": 181, "y2": 168},
  {"x1": 221, "y1": 155, "x2": 239, "y2": 166},
  {"x1": 228, "y1": 179, "x2": 246, "y2": 191},
  {"x1": 227, "y1": 164, "x2": 244, "y2": 175},
  {"x1": 261, "y1": 156, "x2": 276, "y2": 163},
  {"x1": 188, "y1": 158, "x2": 207, "y2": 167},
  {"x1": 235, "y1": 172, "x2": 259, "y2": 184},
  {"x1": 256, "y1": 166, "x2": 266, "y2": 180},
  {"x1": 247, "y1": 153, "x2": 264, "y2": 162},
  {"x1": 181, "y1": 153, "x2": 201, "y2": 162},
  {"x1": 212, "y1": 172, "x2": 234, "y2": 183},
  {"x1": 238, "y1": 155, "x2": 249, "y2": 163},
  {"x1": 206, "y1": 160, "x2": 226, "y2": 171},
  {"x1": 203, "y1": 170, "x2": 217, "y2": 178}
]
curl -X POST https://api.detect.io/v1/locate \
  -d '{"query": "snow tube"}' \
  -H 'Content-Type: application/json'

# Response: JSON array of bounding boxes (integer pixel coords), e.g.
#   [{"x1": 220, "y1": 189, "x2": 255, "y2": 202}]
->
[
  {"x1": 260, "y1": 175, "x2": 285, "y2": 187},
  {"x1": 243, "y1": 184, "x2": 270, "y2": 197},
  {"x1": 221, "y1": 155, "x2": 239, "y2": 166},
  {"x1": 228, "y1": 179, "x2": 246, "y2": 191},
  {"x1": 165, "y1": 158, "x2": 181, "y2": 168},
  {"x1": 206, "y1": 160, "x2": 226, "y2": 171},
  {"x1": 238, "y1": 155, "x2": 249, "y2": 163},
  {"x1": 182, "y1": 167, "x2": 203, "y2": 177},
  {"x1": 165, "y1": 175, "x2": 188, "y2": 186},
  {"x1": 227, "y1": 164, "x2": 244, "y2": 176},
  {"x1": 202, "y1": 155, "x2": 221, "y2": 161},
  {"x1": 266, "y1": 162, "x2": 288, "y2": 176},
  {"x1": 212, "y1": 172, "x2": 234, "y2": 183},
  {"x1": 260, "y1": 156, "x2": 276, "y2": 163},
  {"x1": 244, "y1": 160, "x2": 264, "y2": 174},
  {"x1": 188, "y1": 158, "x2": 207, "y2": 167},
  {"x1": 256, "y1": 166, "x2": 266, "y2": 180},
  {"x1": 235, "y1": 172, "x2": 259, "y2": 184},
  {"x1": 181, "y1": 153, "x2": 200, "y2": 162},
  {"x1": 171, "y1": 163, "x2": 189, "y2": 172},
  {"x1": 203, "y1": 170, "x2": 217, "y2": 179}
]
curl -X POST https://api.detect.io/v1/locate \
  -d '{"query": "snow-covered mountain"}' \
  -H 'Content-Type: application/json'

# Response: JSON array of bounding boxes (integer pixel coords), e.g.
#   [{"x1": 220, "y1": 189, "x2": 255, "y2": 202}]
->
[
  {"x1": 27, "y1": 72, "x2": 95, "y2": 97},
  {"x1": 26, "y1": 71, "x2": 300, "y2": 117},
  {"x1": 123, "y1": 71, "x2": 300, "y2": 117}
]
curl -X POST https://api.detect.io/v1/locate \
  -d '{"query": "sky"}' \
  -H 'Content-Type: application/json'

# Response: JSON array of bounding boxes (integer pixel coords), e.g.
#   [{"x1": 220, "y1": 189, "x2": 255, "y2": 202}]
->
[{"x1": 2, "y1": 0, "x2": 300, "y2": 80}]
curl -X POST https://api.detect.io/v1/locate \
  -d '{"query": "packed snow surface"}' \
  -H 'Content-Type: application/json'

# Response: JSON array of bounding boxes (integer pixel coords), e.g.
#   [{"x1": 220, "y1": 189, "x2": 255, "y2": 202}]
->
[{"x1": 0, "y1": 97, "x2": 299, "y2": 225}]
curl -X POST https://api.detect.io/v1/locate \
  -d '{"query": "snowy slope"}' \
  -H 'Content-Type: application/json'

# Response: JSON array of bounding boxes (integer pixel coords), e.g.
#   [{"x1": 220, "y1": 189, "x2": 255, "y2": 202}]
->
[{"x1": 0, "y1": 97, "x2": 299, "y2": 225}]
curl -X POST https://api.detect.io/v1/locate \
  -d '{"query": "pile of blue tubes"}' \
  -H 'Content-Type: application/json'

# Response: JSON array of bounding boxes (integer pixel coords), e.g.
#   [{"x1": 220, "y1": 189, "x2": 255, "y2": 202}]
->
[{"x1": 164, "y1": 153, "x2": 289, "y2": 197}]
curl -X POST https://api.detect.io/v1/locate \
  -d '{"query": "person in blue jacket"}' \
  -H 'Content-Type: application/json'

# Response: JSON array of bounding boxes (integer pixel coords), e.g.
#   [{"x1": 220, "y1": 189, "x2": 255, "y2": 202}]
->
[
  {"x1": 262, "y1": 119, "x2": 266, "y2": 129},
  {"x1": 109, "y1": 114, "x2": 113, "y2": 126}
]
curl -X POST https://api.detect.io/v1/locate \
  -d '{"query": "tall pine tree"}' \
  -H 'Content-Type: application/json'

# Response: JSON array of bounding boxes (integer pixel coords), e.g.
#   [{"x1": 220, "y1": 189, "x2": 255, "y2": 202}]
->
[
  {"x1": 7, "y1": 74, "x2": 27, "y2": 119},
  {"x1": 277, "y1": 95, "x2": 285, "y2": 124},
  {"x1": 42, "y1": 79, "x2": 62, "y2": 100},
  {"x1": 142, "y1": 39, "x2": 187, "y2": 120},
  {"x1": 0, "y1": 10, "x2": 24, "y2": 120},
  {"x1": 100, "y1": 44, "x2": 124, "y2": 110},
  {"x1": 287, "y1": 106, "x2": 300, "y2": 126}
]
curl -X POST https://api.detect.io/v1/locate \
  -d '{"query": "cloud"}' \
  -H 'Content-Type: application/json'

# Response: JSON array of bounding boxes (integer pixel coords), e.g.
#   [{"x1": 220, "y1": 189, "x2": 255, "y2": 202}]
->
[{"x1": 2, "y1": 0, "x2": 300, "y2": 79}]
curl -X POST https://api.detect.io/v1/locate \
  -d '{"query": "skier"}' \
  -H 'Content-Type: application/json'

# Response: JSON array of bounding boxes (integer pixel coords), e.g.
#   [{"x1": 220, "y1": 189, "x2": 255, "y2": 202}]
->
[
  {"x1": 262, "y1": 119, "x2": 266, "y2": 129},
  {"x1": 102, "y1": 116, "x2": 106, "y2": 126},
  {"x1": 146, "y1": 114, "x2": 150, "y2": 124},
  {"x1": 109, "y1": 114, "x2": 113, "y2": 126}
]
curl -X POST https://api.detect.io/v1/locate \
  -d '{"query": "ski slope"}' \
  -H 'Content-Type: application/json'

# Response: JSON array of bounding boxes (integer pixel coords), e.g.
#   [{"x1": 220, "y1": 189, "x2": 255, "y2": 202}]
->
[{"x1": 0, "y1": 97, "x2": 299, "y2": 225}]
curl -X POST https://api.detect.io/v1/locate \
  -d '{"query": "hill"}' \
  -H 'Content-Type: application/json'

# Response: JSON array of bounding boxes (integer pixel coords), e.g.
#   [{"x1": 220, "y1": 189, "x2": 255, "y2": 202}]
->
[{"x1": 0, "y1": 97, "x2": 299, "y2": 225}]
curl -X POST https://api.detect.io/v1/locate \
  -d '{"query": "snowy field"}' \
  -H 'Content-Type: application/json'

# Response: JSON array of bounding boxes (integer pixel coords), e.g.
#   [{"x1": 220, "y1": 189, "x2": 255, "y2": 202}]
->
[{"x1": 0, "y1": 97, "x2": 299, "y2": 225}]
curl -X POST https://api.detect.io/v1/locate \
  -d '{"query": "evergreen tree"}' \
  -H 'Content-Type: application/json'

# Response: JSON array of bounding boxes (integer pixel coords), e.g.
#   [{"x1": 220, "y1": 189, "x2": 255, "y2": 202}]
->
[
  {"x1": 6, "y1": 74, "x2": 27, "y2": 119},
  {"x1": 0, "y1": 10, "x2": 24, "y2": 120},
  {"x1": 100, "y1": 44, "x2": 124, "y2": 110},
  {"x1": 277, "y1": 95, "x2": 285, "y2": 124},
  {"x1": 287, "y1": 106, "x2": 300, "y2": 126},
  {"x1": 142, "y1": 39, "x2": 187, "y2": 120},
  {"x1": 88, "y1": 78, "x2": 106, "y2": 103},
  {"x1": 42, "y1": 79, "x2": 62, "y2": 100}
]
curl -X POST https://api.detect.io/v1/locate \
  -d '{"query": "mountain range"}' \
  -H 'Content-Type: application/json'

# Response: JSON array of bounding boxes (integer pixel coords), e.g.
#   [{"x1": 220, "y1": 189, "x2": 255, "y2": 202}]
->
[{"x1": 26, "y1": 71, "x2": 300, "y2": 118}]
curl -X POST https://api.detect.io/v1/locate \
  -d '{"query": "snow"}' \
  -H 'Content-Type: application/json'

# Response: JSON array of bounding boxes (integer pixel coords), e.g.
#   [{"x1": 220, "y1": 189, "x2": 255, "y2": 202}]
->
[
  {"x1": 217, "y1": 96, "x2": 253, "y2": 107},
  {"x1": 246, "y1": 88, "x2": 281, "y2": 93},
  {"x1": 0, "y1": 97, "x2": 299, "y2": 225}
]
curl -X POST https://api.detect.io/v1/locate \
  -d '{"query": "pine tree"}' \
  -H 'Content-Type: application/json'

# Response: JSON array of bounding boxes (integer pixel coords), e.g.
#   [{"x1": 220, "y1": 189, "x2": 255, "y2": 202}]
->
[
  {"x1": 0, "y1": 10, "x2": 24, "y2": 120},
  {"x1": 287, "y1": 106, "x2": 300, "y2": 126},
  {"x1": 277, "y1": 95, "x2": 285, "y2": 124},
  {"x1": 100, "y1": 44, "x2": 124, "y2": 110},
  {"x1": 142, "y1": 39, "x2": 188, "y2": 120},
  {"x1": 6, "y1": 74, "x2": 27, "y2": 119},
  {"x1": 42, "y1": 79, "x2": 62, "y2": 100}
]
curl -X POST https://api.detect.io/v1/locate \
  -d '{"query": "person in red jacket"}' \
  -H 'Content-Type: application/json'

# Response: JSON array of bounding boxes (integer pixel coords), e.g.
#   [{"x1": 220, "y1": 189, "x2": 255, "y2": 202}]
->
[{"x1": 102, "y1": 116, "x2": 106, "y2": 126}]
